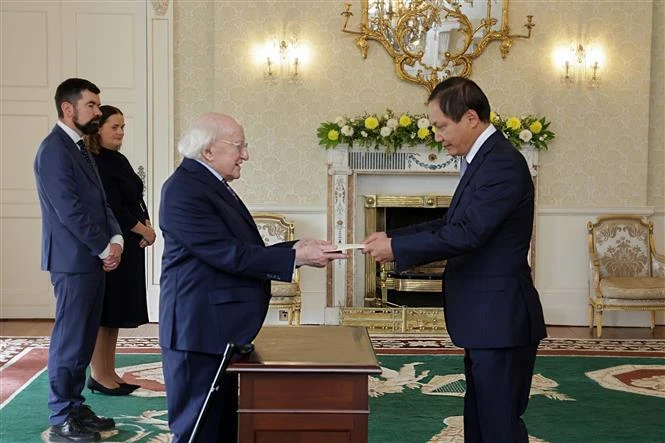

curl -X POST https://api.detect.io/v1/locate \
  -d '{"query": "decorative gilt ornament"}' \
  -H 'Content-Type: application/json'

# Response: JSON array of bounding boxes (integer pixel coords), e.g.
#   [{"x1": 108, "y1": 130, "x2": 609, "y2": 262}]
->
[{"x1": 341, "y1": 0, "x2": 534, "y2": 93}]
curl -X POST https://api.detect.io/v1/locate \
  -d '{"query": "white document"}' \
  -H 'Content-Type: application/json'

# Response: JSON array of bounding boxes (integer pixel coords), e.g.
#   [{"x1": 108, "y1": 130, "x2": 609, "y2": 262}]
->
[{"x1": 333, "y1": 243, "x2": 366, "y2": 252}]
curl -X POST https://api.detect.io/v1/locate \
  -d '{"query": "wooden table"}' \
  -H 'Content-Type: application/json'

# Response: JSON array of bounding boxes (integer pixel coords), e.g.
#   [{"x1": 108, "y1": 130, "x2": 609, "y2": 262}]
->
[{"x1": 228, "y1": 325, "x2": 381, "y2": 443}]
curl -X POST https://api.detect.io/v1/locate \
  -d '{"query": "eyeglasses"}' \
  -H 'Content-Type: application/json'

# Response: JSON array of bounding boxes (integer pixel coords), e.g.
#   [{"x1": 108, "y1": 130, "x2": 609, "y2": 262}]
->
[{"x1": 218, "y1": 138, "x2": 249, "y2": 151}]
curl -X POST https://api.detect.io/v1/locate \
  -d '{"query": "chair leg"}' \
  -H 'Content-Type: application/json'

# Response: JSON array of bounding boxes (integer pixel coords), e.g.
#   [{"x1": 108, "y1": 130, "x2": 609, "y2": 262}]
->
[
  {"x1": 650, "y1": 311, "x2": 656, "y2": 332},
  {"x1": 294, "y1": 307, "x2": 301, "y2": 326},
  {"x1": 588, "y1": 304, "x2": 594, "y2": 330},
  {"x1": 595, "y1": 309, "x2": 603, "y2": 338},
  {"x1": 287, "y1": 309, "x2": 294, "y2": 326}
]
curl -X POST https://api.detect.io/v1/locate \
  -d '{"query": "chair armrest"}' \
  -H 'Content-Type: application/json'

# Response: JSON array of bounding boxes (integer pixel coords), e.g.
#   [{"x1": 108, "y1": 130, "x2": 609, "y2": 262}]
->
[
  {"x1": 649, "y1": 235, "x2": 665, "y2": 277},
  {"x1": 587, "y1": 233, "x2": 602, "y2": 300},
  {"x1": 652, "y1": 250, "x2": 665, "y2": 278}
]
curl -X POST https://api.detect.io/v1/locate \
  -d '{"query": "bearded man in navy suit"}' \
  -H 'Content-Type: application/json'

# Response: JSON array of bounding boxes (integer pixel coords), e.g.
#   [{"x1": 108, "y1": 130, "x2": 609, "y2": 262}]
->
[
  {"x1": 159, "y1": 112, "x2": 346, "y2": 443},
  {"x1": 34, "y1": 78, "x2": 123, "y2": 442},
  {"x1": 363, "y1": 77, "x2": 547, "y2": 442}
]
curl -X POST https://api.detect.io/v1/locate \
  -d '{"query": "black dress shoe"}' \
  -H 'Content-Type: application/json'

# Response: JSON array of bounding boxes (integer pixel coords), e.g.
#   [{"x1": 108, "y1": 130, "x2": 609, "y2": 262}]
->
[
  {"x1": 87, "y1": 377, "x2": 133, "y2": 396},
  {"x1": 49, "y1": 416, "x2": 101, "y2": 442},
  {"x1": 120, "y1": 382, "x2": 141, "y2": 391},
  {"x1": 73, "y1": 405, "x2": 115, "y2": 432}
]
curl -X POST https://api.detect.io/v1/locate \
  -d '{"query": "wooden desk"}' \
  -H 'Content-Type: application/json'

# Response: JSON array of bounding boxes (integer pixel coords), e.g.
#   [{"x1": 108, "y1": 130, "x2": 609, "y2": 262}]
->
[{"x1": 229, "y1": 326, "x2": 381, "y2": 443}]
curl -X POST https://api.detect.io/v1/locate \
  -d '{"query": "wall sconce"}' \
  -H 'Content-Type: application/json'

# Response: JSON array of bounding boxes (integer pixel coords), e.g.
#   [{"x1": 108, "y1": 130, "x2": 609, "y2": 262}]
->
[
  {"x1": 255, "y1": 37, "x2": 309, "y2": 85},
  {"x1": 554, "y1": 42, "x2": 605, "y2": 88}
]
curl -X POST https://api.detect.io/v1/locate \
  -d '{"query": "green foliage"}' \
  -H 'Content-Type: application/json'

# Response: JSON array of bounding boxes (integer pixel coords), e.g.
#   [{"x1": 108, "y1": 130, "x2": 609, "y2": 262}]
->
[
  {"x1": 317, "y1": 109, "x2": 442, "y2": 153},
  {"x1": 490, "y1": 112, "x2": 556, "y2": 151},
  {"x1": 317, "y1": 109, "x2": 556, "y2": 153}
]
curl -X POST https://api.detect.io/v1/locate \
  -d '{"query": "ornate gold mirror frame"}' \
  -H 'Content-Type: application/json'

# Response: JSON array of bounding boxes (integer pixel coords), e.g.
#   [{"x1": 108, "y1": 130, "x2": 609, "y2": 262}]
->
[{"x1": 341, "y1": 0, "x2": 534, "y2": 93}]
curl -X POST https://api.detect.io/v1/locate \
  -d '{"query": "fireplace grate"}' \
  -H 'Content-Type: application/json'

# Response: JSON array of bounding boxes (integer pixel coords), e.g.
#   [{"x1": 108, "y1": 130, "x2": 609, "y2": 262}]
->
[{"x1": 349, "y1": 151, "x2": 406, "y2": 171}]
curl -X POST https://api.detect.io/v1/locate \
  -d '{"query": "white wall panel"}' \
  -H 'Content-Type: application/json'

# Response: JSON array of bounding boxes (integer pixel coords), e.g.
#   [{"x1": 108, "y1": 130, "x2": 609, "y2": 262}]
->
[
  {"x1": 74, "y1": 14, "x2": 135, "y2": 88},
  {"x1": 0, "y1": 2, "x2": 60, "y2": 102},
  {"x1": 0, "y1": 218, "x2": 54, "y2": 317},
  {"x1": 1, "y1": 114, "x2": 49, "y2": 189},
  {"x1": 0, "y1": 11, "x2": 48, "y2": 87}
]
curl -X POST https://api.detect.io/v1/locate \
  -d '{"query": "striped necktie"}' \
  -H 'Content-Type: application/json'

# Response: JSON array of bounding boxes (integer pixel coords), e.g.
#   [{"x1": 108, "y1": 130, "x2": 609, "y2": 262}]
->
[{"x1": 76, "y1": 139, "x2": 97, "y2": 172}]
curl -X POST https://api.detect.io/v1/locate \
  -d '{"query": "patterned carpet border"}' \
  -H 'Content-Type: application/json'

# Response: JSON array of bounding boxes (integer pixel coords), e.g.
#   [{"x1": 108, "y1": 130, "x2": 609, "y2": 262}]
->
[{"x1": 2, "y1": 335, "x2": 664, "y2": 366}]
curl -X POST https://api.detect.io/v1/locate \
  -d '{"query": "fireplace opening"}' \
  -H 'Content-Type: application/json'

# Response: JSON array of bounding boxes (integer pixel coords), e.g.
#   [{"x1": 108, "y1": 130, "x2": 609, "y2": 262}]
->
[{"x1": 364, "y1": 195, "x2": 451, "y2": 308}]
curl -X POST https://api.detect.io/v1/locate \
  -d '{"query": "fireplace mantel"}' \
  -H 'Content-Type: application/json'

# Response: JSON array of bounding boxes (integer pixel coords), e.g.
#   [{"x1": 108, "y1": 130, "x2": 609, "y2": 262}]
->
[{"x1": 324, "y1": 145, "x2": 539, "y2": 321}]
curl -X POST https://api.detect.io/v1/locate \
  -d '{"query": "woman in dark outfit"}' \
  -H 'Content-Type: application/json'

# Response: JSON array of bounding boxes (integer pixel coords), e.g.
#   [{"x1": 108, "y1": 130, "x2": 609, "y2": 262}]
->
[{"x1": 84, "y1": 105, "x2": 155, "y2": 395}]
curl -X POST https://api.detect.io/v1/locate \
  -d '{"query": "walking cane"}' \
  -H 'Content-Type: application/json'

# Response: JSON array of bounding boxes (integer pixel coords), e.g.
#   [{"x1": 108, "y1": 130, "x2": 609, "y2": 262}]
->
[{"x1": 187, "y1": 342, "x2": 255, "y2": 443}]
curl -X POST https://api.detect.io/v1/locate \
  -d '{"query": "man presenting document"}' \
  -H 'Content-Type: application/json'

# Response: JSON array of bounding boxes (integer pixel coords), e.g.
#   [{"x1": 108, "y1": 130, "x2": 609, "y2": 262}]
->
[
  {"x1": 159, "y1": 112, "x2": 346, "y2": 442},
  {"x1": 362, "y1": 77, "x2": 546, "y2": 443}
]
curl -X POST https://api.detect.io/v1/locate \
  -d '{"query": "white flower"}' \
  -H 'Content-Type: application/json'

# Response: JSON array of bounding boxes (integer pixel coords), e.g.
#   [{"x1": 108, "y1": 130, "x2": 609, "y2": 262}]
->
[
  {"x1": 334, "y1": 116, "x2": 346, "y2": 126},
  {"x1": 341, "y1": 125, "x2": 354, "y2": 137},
  {"x1": 417, "y1": 118, "x2": 430, "y2": 129},
  {"x1": 386, "y1": 118, "x2": 399, "y2": 129},
  {"x1": 361, "y1": 130, "x2": 368, "y2": 138},
  {"x1": 519, "y1": 129, "x2": 533, "y2": 143},
  {"x1": 380, "y1": 126, "x2": 393, "y2": 137}
]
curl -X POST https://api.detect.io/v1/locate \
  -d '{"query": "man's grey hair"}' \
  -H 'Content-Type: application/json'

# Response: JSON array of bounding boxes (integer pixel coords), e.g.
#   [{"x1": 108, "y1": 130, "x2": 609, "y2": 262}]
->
[
  {"x1": 177, "y1": 126, "x2": 215, "y2": 159},
  {"x1": 177, "y1": 113, "x2": 241, "y2": 159}
]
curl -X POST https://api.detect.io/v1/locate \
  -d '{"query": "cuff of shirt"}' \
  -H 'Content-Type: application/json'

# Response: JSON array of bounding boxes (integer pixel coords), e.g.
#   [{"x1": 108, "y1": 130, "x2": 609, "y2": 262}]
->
[{"x1": 98, "y1": 235, "x2": 124, "y2": 259}]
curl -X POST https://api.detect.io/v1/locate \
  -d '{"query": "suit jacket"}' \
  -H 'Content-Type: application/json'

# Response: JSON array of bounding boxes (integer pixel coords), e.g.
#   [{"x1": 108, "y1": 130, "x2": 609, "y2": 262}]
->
[
  {"x1": 34, "y1": 124, "x2": 121, "y2": 273},
  {"x1": 390, "y1": 131, "x2": 546, "y2": 349},
  {"x1": 159, "y1": 158, "x2": 296, "y2": 355}
]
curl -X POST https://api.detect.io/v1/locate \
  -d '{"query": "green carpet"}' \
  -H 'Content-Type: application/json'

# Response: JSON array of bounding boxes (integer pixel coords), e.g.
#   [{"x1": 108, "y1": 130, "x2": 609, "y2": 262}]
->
[
  {"x1": 370, "y1": 355, "x2": 665, "y2": 443},
  {"x1": 1, "y1": 353, "x2": 663, "y2": 442}
]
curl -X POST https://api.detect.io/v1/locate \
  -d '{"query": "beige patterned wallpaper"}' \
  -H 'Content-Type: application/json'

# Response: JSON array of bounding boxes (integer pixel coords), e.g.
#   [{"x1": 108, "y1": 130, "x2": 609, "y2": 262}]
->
[
  {"x1": 648, "y1": 0, "x2": 664, "y2": 207},
  {"x1": 173, "y1": 0, "x2": 664, "y2": 209}
]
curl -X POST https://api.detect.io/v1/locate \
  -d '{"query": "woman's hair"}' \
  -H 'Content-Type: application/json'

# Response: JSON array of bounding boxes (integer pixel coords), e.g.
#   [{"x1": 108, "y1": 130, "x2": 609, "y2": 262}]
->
[{"x1": 84, "y1": 104, "x2": 123, "y2": 155}]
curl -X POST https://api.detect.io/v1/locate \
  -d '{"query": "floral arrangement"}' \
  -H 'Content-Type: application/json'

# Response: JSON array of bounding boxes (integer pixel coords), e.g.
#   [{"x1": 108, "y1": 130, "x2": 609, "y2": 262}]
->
[
  {"x1": 317, "y1": 109, "x2": 555, "y2": 153},
  {"x1": 317, "y1": 109, "x2": 441, "y2": 153},
  {"x1": 490, "y1": 112, "x2": 555, "y2": 151}
]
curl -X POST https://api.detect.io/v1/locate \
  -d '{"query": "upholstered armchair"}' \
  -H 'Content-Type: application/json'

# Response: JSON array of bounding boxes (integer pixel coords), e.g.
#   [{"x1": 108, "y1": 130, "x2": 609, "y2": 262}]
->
[
  {"x1": 252, "y1": 212, "x2": 301, "y2": 325},
  {"x1": 587, "y1": 215, "x2": 665, "y2": 337}
]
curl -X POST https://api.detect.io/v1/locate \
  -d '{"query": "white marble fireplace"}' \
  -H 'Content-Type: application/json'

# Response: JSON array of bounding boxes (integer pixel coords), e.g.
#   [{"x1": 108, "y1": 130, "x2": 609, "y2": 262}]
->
[{"x1": 324, "y1": 145, "x2": 539, "y2": 321}]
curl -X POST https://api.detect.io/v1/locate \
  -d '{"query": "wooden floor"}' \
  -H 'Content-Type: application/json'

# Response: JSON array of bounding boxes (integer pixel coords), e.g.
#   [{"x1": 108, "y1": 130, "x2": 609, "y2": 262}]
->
[{"x1": 0, "y1": 319, "x2": 663, "y2": 339}]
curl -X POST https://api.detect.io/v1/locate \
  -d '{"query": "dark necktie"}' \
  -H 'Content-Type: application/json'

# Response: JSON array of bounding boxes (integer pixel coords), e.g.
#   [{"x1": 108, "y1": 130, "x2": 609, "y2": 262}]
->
[
  {"x1": 222, "y1": 179, "x2": 239, "y2": 201},
  {"x1": 76, "y1": 139, "x2": 97, "y2": 172},
  {"x1": 460, "y1": 157, "x2": 469, "y2": 177}
]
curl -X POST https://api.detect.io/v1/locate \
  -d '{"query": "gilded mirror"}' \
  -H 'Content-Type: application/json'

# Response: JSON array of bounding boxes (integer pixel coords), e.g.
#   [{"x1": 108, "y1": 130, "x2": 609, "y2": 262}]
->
[{"x1": 342, "y1": 0, "x2": 534, "y2": 93}]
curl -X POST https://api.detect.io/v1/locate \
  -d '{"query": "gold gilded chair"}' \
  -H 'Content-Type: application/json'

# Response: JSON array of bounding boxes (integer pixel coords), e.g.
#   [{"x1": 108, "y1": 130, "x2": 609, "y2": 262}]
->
[
  {"x1": 252, "y1": 212, "x2": 301, "y2": 325},
  {"x1": 587, "y1": 215, "x2": 665, "y2": 337}
]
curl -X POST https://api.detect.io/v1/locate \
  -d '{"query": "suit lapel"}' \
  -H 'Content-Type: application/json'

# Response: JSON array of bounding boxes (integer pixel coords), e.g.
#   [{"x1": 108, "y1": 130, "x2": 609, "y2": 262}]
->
[
  {"x1": 182, "y1": 159, "x2": 260, "y2": 233},
  {"x1": 53, "y1": 126, "x2": 104, "y2": 191},
  {"x1": 447, "y1": 131, "x2": 502, "y2": 218}
]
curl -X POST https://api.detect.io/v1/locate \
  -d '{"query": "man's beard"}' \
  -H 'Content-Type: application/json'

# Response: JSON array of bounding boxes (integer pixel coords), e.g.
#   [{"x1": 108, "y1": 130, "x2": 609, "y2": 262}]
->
[
  {"x1": 72, "y1": 108, "x2": 100, "y2": 135},
  {"x1": 74, "y1": 119, "x2": 99, "y2": 135}
]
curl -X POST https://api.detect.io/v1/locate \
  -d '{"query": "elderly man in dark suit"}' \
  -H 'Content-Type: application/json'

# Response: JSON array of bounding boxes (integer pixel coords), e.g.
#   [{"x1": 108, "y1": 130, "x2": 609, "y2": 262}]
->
[
  {"x1": 159, "y1": 112, "x2": 346, "y2": 443},
  {"x1": 34, "y1": 78, "x2": 123, "y2": 442},
  {"x1": 363, "y1": 77, "x2": 547, "y2": 443}
]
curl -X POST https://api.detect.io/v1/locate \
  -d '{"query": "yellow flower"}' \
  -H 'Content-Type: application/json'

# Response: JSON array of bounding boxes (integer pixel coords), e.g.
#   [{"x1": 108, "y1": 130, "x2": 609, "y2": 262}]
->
[
  {"x1": 506, "y1": 117, "x2": 521, "y2": 131},
  {"x1": 529, "y1": 120, "x2": 542, "y2": 134},
  {"x1": 417, "y1": 127, "x2": 430, "y2": 139},
  {"x1": 398, "y1": 114, "x2": 412, "y2": 127},
  {"x1": 327, "y1": 129, "x2": 339, "y2": 141},
  {"x1": 490, "y1": 111, "x2": 498, "y2": 123},
  {"x1": 365, "y1": 116, "x2": 379, "y2": 130}
]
